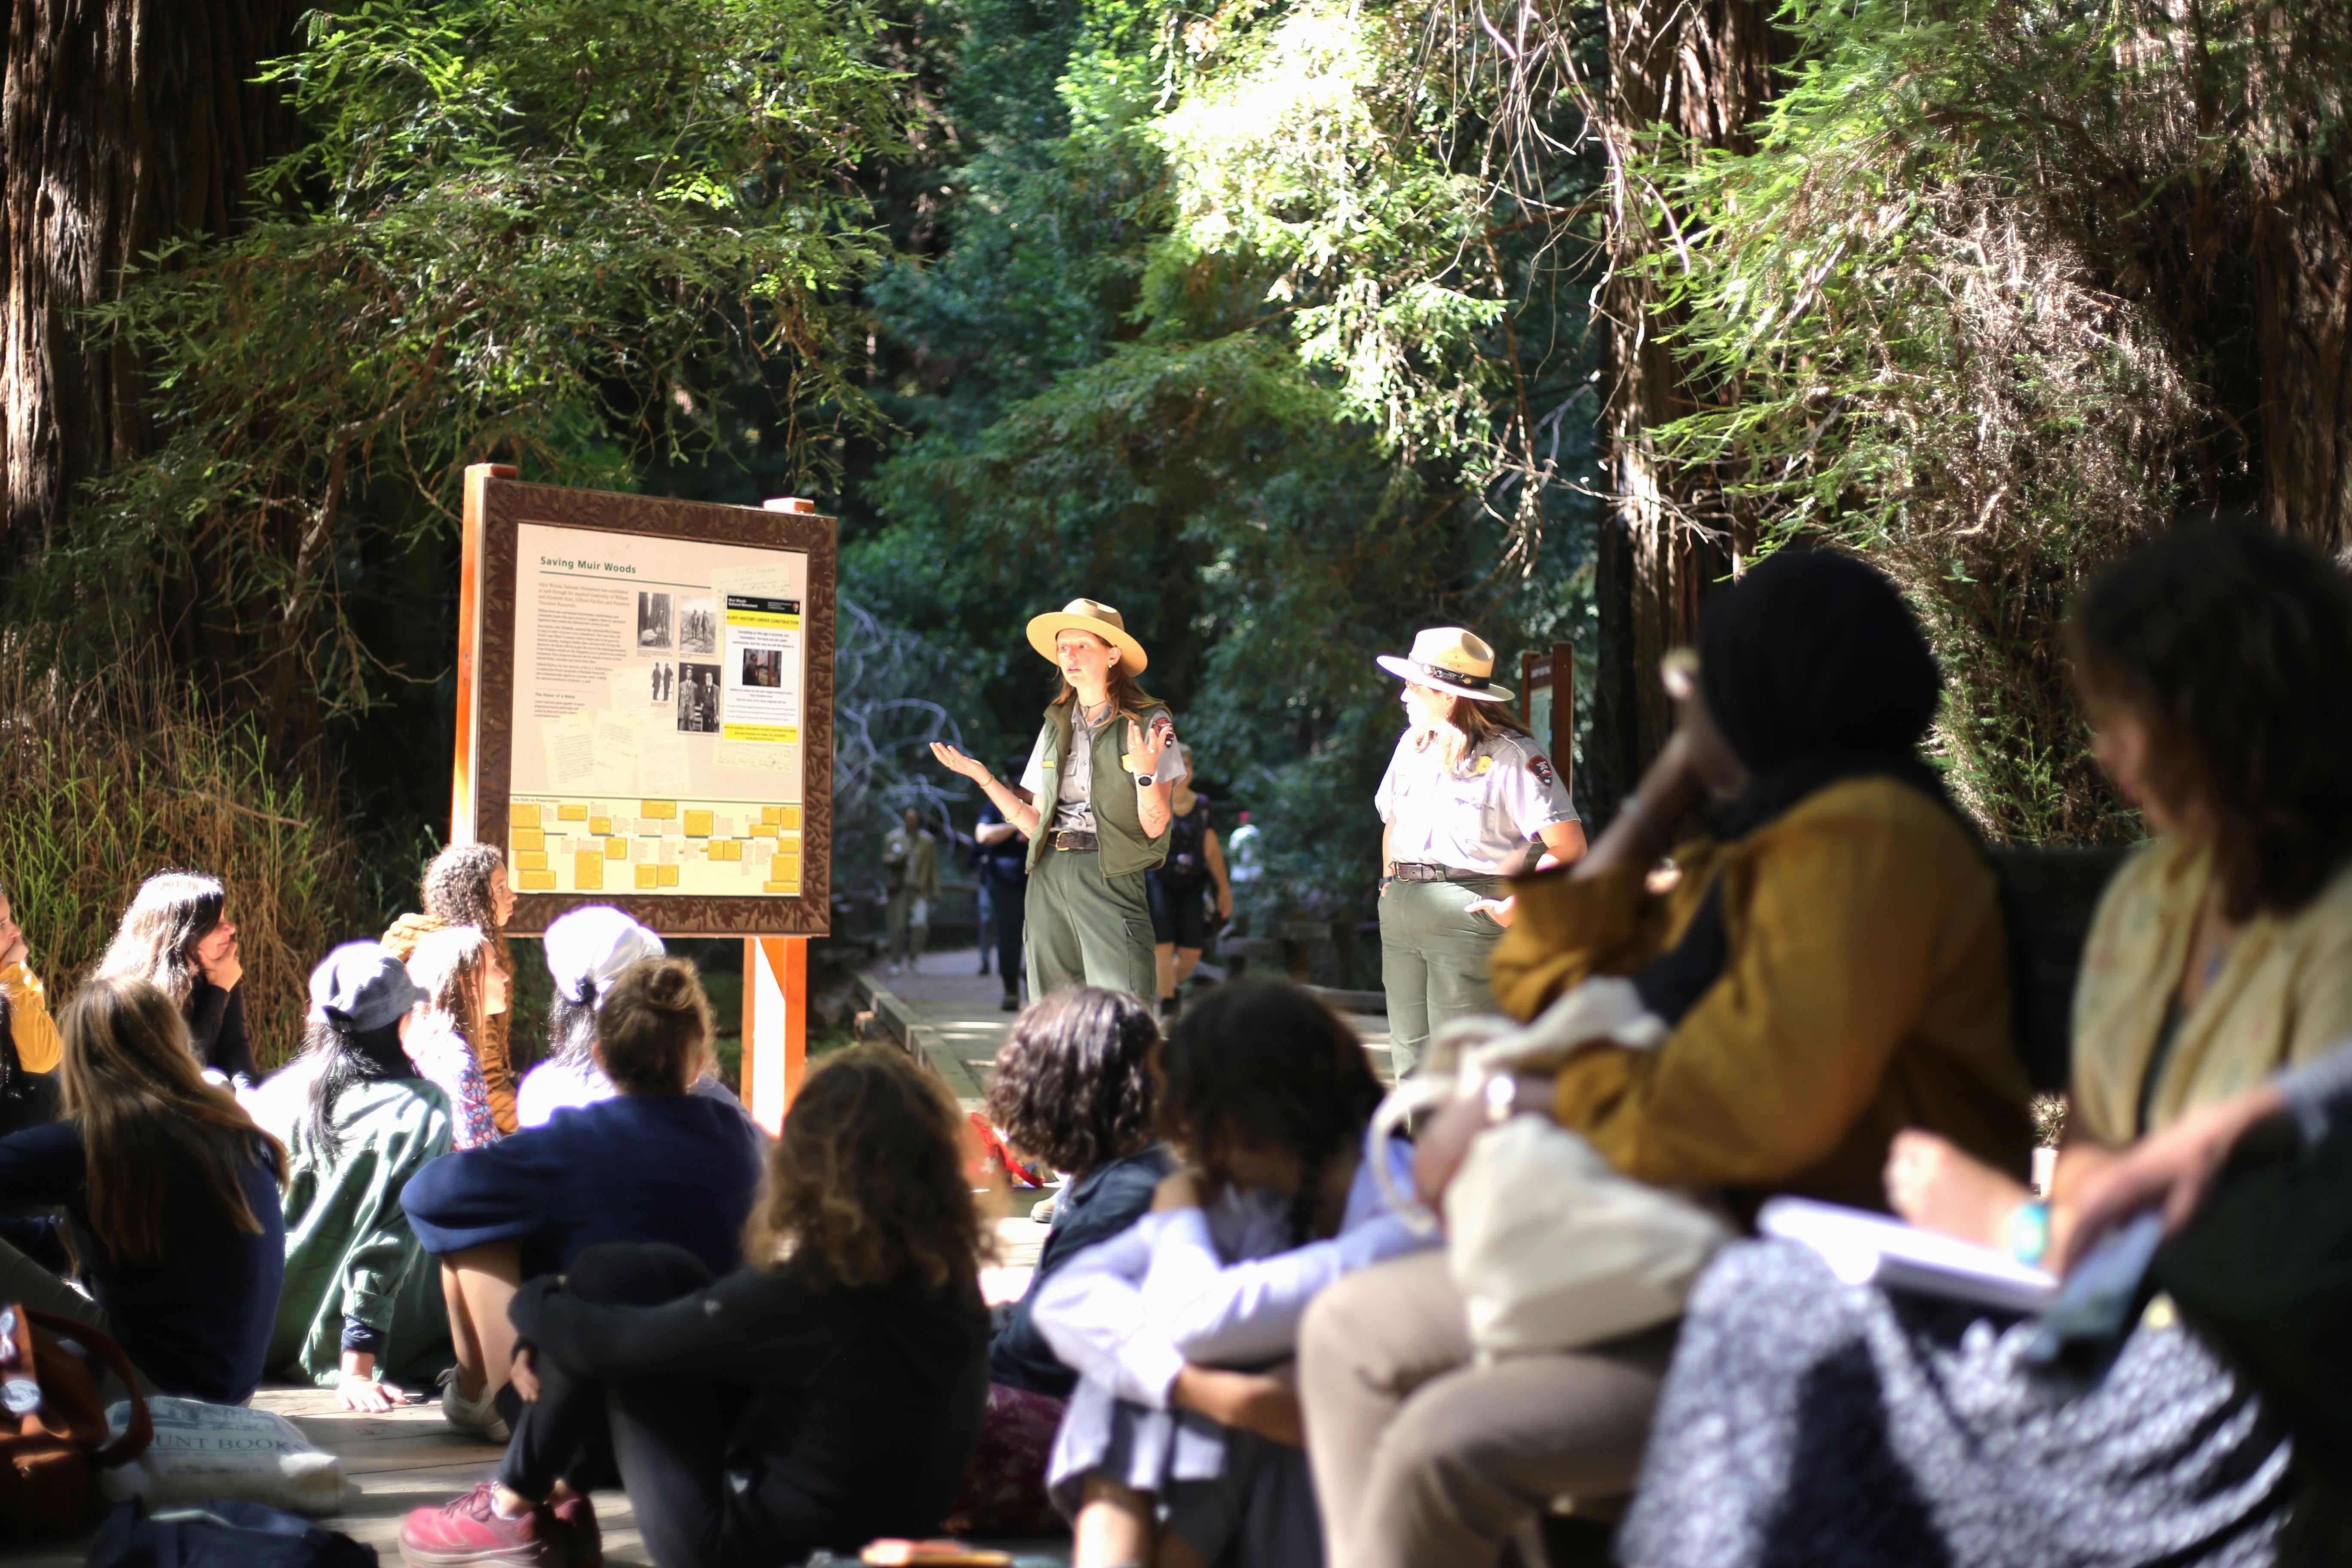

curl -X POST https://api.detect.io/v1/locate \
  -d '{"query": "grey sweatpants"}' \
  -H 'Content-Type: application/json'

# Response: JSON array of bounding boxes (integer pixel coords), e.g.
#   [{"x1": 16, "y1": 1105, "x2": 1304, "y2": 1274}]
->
[
  {"x1": 1025, "y1": 847, "x2": 1155, "y2": 1001},
  {"x1": 1378, "y1": 876, "x2": 1507, "y2": 1077}
]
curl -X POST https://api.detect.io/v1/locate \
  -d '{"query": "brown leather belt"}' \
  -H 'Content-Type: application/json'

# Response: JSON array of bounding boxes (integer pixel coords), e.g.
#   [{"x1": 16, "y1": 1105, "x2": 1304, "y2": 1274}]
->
[
  {"x1": 1391, "y1": 862, "x2": 1498, "y2": 884},
  {"x1": 1047, "y1": 830, "x2": 1100, "y2": 853}
]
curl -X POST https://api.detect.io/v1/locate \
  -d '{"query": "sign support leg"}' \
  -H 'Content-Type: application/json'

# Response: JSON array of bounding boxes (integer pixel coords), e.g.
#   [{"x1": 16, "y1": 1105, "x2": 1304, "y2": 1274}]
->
[{"x1": 743, "y1": 936, "x2": 807, "y2": 1134}]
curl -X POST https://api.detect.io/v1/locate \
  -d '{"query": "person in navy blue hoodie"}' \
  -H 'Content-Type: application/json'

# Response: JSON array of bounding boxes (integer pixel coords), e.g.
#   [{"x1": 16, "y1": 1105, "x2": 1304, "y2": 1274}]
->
[
  {"x1": 0, "y1": 977, "x2": 285, "y2": 1404},
  {"x1": 948, "y1": 986, "x2": 1173, "y2": 1535},
  {"x1": 402, "y1": 956, "x2": 763, "y2": 1451}
]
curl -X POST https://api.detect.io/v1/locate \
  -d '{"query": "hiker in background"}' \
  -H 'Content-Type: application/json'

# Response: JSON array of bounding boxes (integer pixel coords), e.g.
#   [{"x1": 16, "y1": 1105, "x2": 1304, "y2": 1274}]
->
[
  {"x1": 1146, "y1": 747, "x2": 1231, "y2": 1023},
  {"x1": 1616, "y1": 525, "x2": 2352, "y2": 1568},
  {"x1": 883, "y1": 805, "x2": 940, "y2": 978},
  {"x1": 932, "y1": 597, "x2": 1184, "y2": 1001},
  {"x1": 402, "y1": 925, "x2": 506, "y2": 1151},
  {"x1": 398, "y1": 1046, "x2": 990, "y2": 1568},
  {"x1": 266, "y1": 943, "x2": 452, "y2": 1410},
  {"x1": 974, "y1": 760, "x2": 1035, "y2": 1013},
  {"x1": 515, "y1": 906, "x2": 751, "y2": 1128},
  {"x1": 1373, "y1": 628, "x2": 1585, "y2": 1078},
  {"x1": 405, "y1": 958, "x2": 764, "y2": 1464},
  {"x1": 97, "y1": 870, "x2": 257, "y2": 1087},
  {"x1": 1036, "y1": 979, "x2": 1431, "y2": 1568},
  {"x1": 0, "y1": 977, "x2": 285, "y2": 1404},
  {"x1": 1304, "y1": 555, "x2": 2034, "y2": 1568},
  {"x1": 383, "y1": 844, "x2": 520, "y2": 1135},
  {"x1": 0, "y1": 880, "x2": 64, "y2": 1137},
  {"x1": 947, "y1": 987, "x2": 1172, "y2": 1537}
]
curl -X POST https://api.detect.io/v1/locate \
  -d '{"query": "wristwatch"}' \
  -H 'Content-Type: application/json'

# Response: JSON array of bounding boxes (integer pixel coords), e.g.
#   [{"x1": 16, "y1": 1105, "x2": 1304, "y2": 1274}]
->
[{"x1": 1135, "y1": 772, "x2": 1155, "y2": 787}]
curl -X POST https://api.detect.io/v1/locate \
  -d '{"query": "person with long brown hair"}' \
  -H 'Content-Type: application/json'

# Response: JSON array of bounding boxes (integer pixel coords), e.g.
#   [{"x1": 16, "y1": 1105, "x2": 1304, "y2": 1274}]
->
[
  {"x1": 1373, "y1": 628, "x2": 1586, "y2": 1075},
  {"x1": 402, "y1": 925, "x2": 505, "y2": 1151},
  {"x1": 96, "y1": 870, "x2": 256, "y2": 1085},
  {"x1": 0, "y1": 977, "x2": 286, "y2": 1403},
  {"x1": 932, "y1": 597, "x2": 1185, "y2": 1000},
  {"x1": 399, "y1": 1044, "x2": 989, "y2": 1568},
  {"x1": 384, "y1": 844, "x2": 520, "y2": 1134}
]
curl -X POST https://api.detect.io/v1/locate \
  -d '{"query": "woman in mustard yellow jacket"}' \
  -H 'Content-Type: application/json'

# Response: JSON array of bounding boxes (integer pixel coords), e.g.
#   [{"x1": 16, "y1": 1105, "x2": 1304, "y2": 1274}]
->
[{"x1": 0, "y1": 879, "x2": 64, "y2": 1136}]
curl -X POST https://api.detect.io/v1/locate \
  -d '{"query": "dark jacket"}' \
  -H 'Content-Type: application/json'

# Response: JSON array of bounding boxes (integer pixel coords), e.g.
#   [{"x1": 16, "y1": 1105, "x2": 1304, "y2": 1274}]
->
[
  {"x1": 511, "y1": 1260, "x2": 989, "y2": 1559},
  {"x1": 989, "y1": 1143, "x2": 1176, "y2": 1397}
]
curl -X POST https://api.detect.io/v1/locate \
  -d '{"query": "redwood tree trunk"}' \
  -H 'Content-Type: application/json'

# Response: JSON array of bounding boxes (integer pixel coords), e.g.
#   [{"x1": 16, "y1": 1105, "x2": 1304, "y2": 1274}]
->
[
  {"x1": 1588, "y1": 0, "x2": 1783, "y2": 817},
  {"x1": 2248, "y1": 5, "x2": 2352, "y2": 557},
  {"x1": 2, "y1": 0, "x2": 297, "y2": 564}
]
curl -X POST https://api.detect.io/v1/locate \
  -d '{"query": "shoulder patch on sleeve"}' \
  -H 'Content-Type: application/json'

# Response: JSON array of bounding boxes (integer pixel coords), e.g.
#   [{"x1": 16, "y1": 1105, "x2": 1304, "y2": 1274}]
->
[{"x1": 1526, "y1": 752, "x2": 1557, "y2": 789}]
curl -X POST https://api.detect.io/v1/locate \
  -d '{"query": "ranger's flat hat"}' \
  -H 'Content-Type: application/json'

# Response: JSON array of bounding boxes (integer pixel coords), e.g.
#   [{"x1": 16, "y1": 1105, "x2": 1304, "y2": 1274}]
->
[
  {"x1": 1377, "y1": 627, "x2": 1514, "y2": 703},
  {"x1": 1027, "y1": 598, "x2": 1149, "y2": 674}
]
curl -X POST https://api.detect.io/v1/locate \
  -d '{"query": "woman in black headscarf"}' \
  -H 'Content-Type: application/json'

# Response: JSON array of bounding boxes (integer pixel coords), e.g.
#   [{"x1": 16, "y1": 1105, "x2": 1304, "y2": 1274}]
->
[{"x1": 1296, "y1": 551, "x2": 2038, "y2": 1568}]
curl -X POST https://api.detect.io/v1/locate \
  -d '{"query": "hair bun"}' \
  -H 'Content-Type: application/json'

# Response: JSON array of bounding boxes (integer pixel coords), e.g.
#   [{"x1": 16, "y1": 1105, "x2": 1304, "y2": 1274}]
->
[{"x1": 640, "y1": 959, "x2": 693, "y2": 1011}]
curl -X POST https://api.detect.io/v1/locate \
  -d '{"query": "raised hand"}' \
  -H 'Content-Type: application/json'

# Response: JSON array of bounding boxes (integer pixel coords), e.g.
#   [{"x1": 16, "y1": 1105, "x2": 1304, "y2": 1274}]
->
[{"x1": 930, "y1": 740, "x2": 991, "y2": 782}]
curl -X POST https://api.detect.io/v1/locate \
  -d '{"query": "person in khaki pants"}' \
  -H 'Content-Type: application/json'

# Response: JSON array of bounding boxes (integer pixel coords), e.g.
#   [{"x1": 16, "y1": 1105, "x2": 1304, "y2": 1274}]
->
[
  {"x1": 883, "y1": 806, "x2": 940, "y2": 975},
  {"x1": 1302, "y1": 553, "x2": 2036, "y2": 1567},
  {"x1": 1372, "y1": 628, "x2": 1585, "y2": 1078}
]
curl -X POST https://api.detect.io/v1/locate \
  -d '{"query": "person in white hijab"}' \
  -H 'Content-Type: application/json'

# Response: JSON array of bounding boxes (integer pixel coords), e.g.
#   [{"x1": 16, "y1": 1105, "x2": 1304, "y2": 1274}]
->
[{"x1": 514, "y1": 907, "x2": 751, "y2": 1128}]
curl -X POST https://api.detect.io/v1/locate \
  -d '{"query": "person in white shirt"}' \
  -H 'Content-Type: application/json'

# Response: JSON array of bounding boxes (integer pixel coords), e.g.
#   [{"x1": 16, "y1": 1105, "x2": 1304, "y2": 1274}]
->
[{"x1": 1374, "y1": 627, "x2": 1586, "y2": 1076}]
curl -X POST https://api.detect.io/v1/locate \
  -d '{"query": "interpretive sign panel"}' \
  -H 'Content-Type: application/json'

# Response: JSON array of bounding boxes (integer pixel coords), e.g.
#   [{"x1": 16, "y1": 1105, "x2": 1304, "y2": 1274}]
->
[
  {"x1": 1519, "y1": 642, "x2": 1575, "y2": 800},
  {"x1": 452, "y1": 465, "x2": 834, "y2": 936}
]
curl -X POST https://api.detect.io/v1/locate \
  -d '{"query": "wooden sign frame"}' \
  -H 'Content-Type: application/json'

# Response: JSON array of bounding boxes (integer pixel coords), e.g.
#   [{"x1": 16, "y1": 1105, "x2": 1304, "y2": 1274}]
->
[
  {"x1": 452, "y1": 464, "x2": 836, "y2": 938},
  {"x1": 1519, "y1": 640, "x2": 1576, "y2": 798}
]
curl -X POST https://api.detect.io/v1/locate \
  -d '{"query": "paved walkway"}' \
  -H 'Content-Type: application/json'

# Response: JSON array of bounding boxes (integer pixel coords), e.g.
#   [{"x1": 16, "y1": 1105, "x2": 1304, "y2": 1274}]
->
[{"x1": 867, "y1": 948, "x2": 1398, "y2": 1099}]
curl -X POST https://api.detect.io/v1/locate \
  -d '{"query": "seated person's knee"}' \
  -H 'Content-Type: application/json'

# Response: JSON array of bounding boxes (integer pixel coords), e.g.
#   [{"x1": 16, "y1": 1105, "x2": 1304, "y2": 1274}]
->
[{"x1": 564, "y1": 1240, "x2": 713, "y2": 1306}]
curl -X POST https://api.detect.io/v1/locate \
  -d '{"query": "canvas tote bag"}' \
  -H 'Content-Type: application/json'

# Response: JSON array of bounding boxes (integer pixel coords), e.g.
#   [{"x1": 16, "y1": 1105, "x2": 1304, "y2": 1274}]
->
[{"x1": 1369, "y1": 979, "x2": 1732, "y2": 1356}]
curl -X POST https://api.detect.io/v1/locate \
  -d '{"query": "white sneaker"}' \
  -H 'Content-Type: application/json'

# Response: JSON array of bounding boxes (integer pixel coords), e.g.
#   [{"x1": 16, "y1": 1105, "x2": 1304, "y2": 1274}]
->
[{"x1": 438, "y1": 1367, "x2": 510, "y2": 1443}]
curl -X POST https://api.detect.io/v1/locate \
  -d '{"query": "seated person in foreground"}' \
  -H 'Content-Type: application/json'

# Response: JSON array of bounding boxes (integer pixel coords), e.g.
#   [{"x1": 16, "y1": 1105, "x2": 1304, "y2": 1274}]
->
[
  {"x1": 1035, "y1": 978, "x2": 1431, "y2": 1568},
  {"x1": 266, "y1": 943, "x2": 455, "y2": 1410},
  {"x1": 399, "y1": 1045, "x2": 991, "y2": 1568},
  {"x1": 948, "y1": 985, "x2": 1174, "y2": 1537},
  {"x1": 1620, "y1": 523, "x2": 2352, "y2": 1568},
  {"x1": 514, "y1": 906, "x2": 750, "y2": 1127},
  {"x1": 0, "y1": 977, "x2": 285, "y2": 1403},
  {"x1": 1300, "y1": 550, "x2": 2036, "y2": 1568},
  {"x1": 402, "y1": 957, "x2": 764, "y2": 1443},
  {"x1": 0, "y1": 878, "x2": 64, "y2": 1137}
]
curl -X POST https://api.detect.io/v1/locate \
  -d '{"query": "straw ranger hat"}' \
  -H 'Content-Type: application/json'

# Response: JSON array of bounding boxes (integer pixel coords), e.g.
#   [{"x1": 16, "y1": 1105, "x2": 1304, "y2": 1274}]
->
[
  {"x1": 1027, "y1": 597, "x2": 1149, "y2": 675},
  {"x1": 1377, "y1": 627, "x2": 1514, "y2": 703}
]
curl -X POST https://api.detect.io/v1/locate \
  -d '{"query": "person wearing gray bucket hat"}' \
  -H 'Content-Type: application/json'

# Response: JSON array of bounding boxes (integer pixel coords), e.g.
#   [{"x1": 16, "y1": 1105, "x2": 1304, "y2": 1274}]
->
[
  {"x1": 268, "y1": 940, "x2": 455, "y2": 1411},
  {"x1": 1373, "y1": 627, "x2": 1586, "y2": 1076},
  {"x1": 931, "y1": 597, "x2": 1189, "y2": 1001}
]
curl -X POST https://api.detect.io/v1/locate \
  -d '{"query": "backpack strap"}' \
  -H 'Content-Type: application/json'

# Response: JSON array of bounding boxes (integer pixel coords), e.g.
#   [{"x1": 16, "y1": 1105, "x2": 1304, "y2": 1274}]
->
[{"x1": 24, "y1": 1308, "x2": 151, "y2": 1467}]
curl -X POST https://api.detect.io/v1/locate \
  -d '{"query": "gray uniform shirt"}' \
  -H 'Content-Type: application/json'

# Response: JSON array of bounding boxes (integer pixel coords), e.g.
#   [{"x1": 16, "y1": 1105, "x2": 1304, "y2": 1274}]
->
[
  {"x1": 1375, "y1": 727, "x2": 1577, "y2": 875},
  {"x1": 1021, "y1": 704, "x2": 1190, "y2": 834}
]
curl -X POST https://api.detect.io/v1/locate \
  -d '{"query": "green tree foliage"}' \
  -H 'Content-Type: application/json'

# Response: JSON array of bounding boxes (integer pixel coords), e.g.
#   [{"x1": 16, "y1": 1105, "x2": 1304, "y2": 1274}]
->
[
  {"x1": 34, "y1": 0, "x2": 911, "y2": 753},
  {"x1": 1632, "y1": 0, "x2": 2351, "y2": 841},
  {"x1": 848, "y1": 0, "x2": 1608, "y2": 920}
]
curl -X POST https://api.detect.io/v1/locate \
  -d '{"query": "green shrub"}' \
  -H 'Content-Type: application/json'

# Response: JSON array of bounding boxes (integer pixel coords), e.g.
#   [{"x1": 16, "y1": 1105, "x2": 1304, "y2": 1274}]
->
[{"x1": 0, "y1": 644, "x2": 364, "y2": 1069}]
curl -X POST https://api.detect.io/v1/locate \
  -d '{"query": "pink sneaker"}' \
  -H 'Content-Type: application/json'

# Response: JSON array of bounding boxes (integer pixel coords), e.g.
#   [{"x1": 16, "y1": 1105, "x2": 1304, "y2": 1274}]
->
[{"x1": 399, "y1": 1480, "x2": 562, "y2": 1567}]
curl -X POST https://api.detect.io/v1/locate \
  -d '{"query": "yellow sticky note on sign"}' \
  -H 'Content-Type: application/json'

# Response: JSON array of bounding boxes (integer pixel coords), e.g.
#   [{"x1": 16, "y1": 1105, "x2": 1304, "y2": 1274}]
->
[
  {"x1": 604, "y1": 837, "x2": 628, "y2": 860},
  {"x1": 519, "y1": 869, "x2": 557, "y2": 891},
  {"x1": 642, "y1": 800, "x2": 678, "y2": 820},
  {"x1": 511, "y1": 803, "x2": 542, "y2": 829},
  {"x1": 635, "y1": 864, "x2": 659, "y2": 889},
  {"x1": 575, "y1": 851, "x2": 605, "y2": 891},
  {"x1": 511, "y1": 827, "x2": 544, "y2": 854},
  {"x1": 589, "y1": 816, "x2": 611, "y2": 836},
  {"x1": 658, "y1": 864, "x2": 680, "y2": 887},
  {"x1": 557, "y1": 802, "x2": 589, "y2": 822},
  {"x1": 516, "y1": 851, "x2": 549, "y2": 872},
  {"x1": 780, "y1": 806, "x2": 802, "y2": 830},
  {"x1": 683, "y1": 810, "x2": 715, "y2": 838}
]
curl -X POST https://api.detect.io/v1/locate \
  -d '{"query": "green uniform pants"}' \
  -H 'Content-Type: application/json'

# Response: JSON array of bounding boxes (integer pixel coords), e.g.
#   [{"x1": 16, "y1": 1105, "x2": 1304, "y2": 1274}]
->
[
  {"x1": 1026, "y1": 846, "x2": 1156, "y2": 1001},
  {"x1": 1379, "y1": 876, "x2": 1507, "y2": 1078}
]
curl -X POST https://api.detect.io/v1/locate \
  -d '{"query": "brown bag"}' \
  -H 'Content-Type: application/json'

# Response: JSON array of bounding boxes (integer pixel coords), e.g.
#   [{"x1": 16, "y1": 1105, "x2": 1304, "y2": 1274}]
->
[{"x1": 0, "y1": 1304, "x2": 152, "y2": 1541}]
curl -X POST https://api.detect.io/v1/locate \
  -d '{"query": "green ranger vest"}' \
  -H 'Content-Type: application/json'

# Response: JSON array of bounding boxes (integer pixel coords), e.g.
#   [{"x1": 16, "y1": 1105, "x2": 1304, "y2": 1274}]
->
[{"x1": 1024, "y1": 698, "x2": 1174, "y2": 878}]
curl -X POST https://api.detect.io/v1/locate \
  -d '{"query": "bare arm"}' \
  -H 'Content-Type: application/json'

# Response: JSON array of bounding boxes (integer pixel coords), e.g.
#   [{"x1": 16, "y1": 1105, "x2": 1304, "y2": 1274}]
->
[
  {"x1": 1204, "y1": 829, "x2": 1233, "y2": 919},
  {"x1": 931, "y1": 743, "x2": 1041, "y2": 839},
  {"x1": 975, "y1": 820, "x2": 1021, "y2": 846},
  {"x1": 1130, "y1": 716, "x2": 1177, "y2": 837}
]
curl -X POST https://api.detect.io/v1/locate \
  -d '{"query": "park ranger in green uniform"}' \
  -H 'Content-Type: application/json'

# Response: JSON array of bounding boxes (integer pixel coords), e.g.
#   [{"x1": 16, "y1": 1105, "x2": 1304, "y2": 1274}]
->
[
  {"x1": 1375, "y1": 627, "x2": 1586, "y2": 1076},
  {"x1": 931, "y1": 598, "x2": 1184, "y2": 1001}
]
